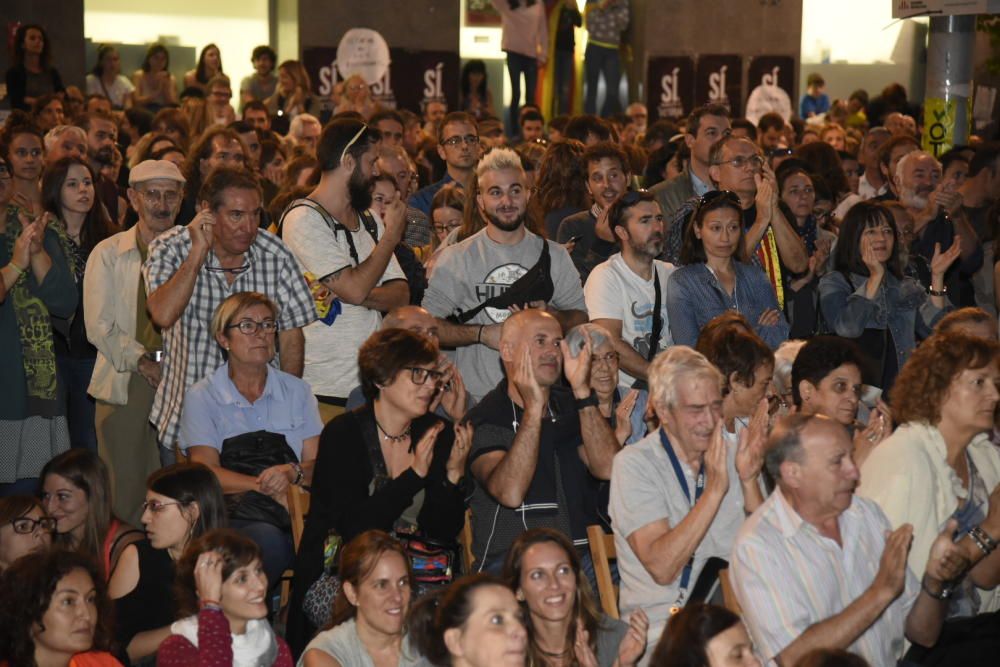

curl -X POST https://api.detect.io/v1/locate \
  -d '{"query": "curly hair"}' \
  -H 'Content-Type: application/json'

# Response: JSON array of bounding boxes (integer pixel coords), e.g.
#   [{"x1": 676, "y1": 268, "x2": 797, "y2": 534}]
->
[
  {"x1": 889, "y1": 332, "x2": 999, "y2": 425},
  {"x1": 697, "y1": 328, "x2": 774, "y2": 396},
  {"x1": 0, "y1": 549, "x2": 113, "y2": 666},
  {"x1": 174, "y1": 529, "x2": 261, "y2": 618}
]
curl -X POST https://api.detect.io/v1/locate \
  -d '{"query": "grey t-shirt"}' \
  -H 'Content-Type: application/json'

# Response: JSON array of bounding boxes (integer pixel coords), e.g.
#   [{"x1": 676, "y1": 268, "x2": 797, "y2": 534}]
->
[
  {"x1": 608, "y1": 428, "x2": 748, "y2": 649},
  {"x1": 422, "y1": 228, "x2": 586, "y2": 401},
  {"x1": 298, "y1": 619, "x2": 425, "y2": 667}
]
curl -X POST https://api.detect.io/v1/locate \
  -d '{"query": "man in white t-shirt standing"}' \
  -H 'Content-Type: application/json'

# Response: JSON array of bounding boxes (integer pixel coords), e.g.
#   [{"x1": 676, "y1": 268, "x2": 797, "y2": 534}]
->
[
  {"x1": 281, "y1": 119, "x2": 409, "y2": 421},
  {"x1": 585, "y1": 190, "x2": 674, "y2": 387}
]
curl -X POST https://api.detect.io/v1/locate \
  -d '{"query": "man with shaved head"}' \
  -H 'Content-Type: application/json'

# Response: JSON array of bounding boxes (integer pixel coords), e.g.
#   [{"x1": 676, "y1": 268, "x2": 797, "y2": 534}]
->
[{"x1": 464, "y1": 308, "x2": 620, "y2": 572}]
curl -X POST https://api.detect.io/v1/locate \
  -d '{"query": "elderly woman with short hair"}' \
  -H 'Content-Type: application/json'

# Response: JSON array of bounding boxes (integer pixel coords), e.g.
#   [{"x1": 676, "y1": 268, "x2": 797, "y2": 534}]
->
[
  {"x1": 180, "y1": 291, "x2": 323, "y2": 589},
  {"x1": 859, "y1": 331, "x2": 1000, "y2": 622}
]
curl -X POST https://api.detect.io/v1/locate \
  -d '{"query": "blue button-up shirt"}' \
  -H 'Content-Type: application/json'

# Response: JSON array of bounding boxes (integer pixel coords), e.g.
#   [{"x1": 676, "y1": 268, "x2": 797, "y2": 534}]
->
[{"x1": 179, "y1": 362, "x2": 324, "y2": 460}]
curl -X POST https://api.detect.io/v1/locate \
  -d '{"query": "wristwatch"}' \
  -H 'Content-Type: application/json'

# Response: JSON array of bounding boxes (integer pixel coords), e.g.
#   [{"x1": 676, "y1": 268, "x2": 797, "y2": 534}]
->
[
  {"x1": 289, "y1": 462, "x2": 304, "y2": 486},
  {"x1": 575, "y1": 389, "x2": 600, "y2": 411}
]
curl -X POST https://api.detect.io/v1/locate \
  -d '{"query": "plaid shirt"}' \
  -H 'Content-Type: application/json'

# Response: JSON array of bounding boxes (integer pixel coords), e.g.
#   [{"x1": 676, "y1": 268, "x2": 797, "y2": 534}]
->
[{"x1": 143, "y1": 226, "x2": 317, "y2": 447}]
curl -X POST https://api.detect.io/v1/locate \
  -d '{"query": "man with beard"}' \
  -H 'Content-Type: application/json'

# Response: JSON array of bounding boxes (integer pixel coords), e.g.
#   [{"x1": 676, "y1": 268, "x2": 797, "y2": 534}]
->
[
  {"x1": 408, "y1": 111, "x2": 478, "y2": 216},
  {"x1": 557, "y1": 141, "x2": 632, "y2": 282},
  {"x1": 584, "y1": 190, "x2": 676, "y2": 386},
  {"x1": 895, "y1": 150, "x2": 981, "y2": 307},
  {"x1": 423, "y1": 148, "x2": 587, "y2": 401},
  {"x1": 75, "y1": 111, "x2": 124, "y2": 222},
  {"x1": 144, "y1": 167, "x2": 316, "y2": 455},
  {"x1": 84, "y1": 160, "x2": 184, "y2": 522},
  {"x1": 281, "y1": 119, "x2": 409, "y2": 421}
]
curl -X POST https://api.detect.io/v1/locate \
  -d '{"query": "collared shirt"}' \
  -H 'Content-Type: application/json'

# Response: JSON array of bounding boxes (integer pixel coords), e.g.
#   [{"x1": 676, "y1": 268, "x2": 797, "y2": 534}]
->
[
  {"x1": 857, "y1": 173, "x2": 887, "y2": 201},
  {"x1": 731, "y1": 489, "x2": 919, "y2": 667},
  {"x1": 408, "y1": 173, "x2": 456, "y2": 217},
  {"x1": 689, "y1": 170, "x2": 711, "y2": 198},
  {"x1": 609, "y1": 428, "x2": 748, "y2": 645},
  {"x1": 143, "y1": 227, "x2": 316, "y2": 446},
  {"x1": 179, "y1": 362, "x2": 323, "y2": 460}
]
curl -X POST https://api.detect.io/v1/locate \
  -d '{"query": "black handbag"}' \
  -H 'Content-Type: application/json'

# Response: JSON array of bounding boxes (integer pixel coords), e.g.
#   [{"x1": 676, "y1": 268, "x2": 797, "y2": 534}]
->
[
  {"x1": 447, "y1": 240, "x2": 554, "y2": 324},
  {"x1": 219, "y1": 430, "x2": 298, "y2": 531}
]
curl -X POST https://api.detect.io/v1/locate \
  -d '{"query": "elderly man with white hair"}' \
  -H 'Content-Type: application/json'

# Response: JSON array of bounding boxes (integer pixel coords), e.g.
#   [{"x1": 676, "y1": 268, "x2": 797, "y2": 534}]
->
[
  {"x1": 44, "y1": 124, "x2": 88, "y2": 164},
  {"x1": 609, "y1": 345, "x2": 767, "y2": 659},
  {"x1": 83, "y1": 160, "x2": 186, "y2": 523},
  {"x1": 895, "y1": 150, "x2": 981, "y2": 307}
]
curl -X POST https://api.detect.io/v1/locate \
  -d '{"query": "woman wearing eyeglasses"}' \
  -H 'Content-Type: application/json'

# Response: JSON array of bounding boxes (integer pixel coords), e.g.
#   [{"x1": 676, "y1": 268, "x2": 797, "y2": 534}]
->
[
  {"x1": 818, "y1": 201, "x2": 957, "y2": 391},
  {"x1": 180, "y1": 291, "x2": 323, "y2": 592},
  {"x1": 286, "y1": 328, "x2": 472, "y2": 654},
  {"x1": 666, "y1": 190, "x2": 790, "y2": 349},
  {"x1": 0, "y1": 495, "x2": 53, "y2": 571},
  {"x1": 109, "y1": 462, "x2": 227, "y2": 664}
]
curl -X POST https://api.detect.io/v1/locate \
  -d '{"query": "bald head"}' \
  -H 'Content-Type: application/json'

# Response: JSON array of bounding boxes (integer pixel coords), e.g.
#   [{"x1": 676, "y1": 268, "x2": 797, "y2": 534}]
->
[
  {"x1": 382, "y1": 305, "x2": 439, "y2": 347},
  {"x1": 500, "y1": 309, "x2": 563, "y2": 387}
]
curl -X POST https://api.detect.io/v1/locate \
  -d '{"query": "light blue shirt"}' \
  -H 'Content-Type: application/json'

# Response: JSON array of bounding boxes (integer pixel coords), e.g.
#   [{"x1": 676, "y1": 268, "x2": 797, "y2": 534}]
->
[{"x1": 180, "y1": 362, "x2": 323, "y2": 460}]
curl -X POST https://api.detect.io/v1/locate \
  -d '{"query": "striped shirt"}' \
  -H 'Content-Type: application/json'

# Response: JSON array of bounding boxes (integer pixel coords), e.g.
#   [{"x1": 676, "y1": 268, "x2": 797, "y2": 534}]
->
[
  {"x1": 143, "y1": 226, "x2": 316, "y2": 447},
  {"x1": 730, "y1": 488, "x2": 918, "y2": 667}
]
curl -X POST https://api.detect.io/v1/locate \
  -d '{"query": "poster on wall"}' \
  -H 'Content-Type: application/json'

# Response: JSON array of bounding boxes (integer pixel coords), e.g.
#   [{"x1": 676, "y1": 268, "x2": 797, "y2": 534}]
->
[
  {"x1": 892, "y1": 0, "x2": 999, "y2": 19},
  {"x1": 466, "y1": 0, "x2": 502, "y2": 26},
  {"x1": 745, "y1": 55, "x2": 796, "y2": 124},
  {"x1": 303, "y1": 46, "x2": 459, "y2": 113},
  {"x1": 695, "y1": 55, "x2": 742, "y2": 117},
  {"x1": 646, "y1": 56, "x2": 695, "y2": 121}
]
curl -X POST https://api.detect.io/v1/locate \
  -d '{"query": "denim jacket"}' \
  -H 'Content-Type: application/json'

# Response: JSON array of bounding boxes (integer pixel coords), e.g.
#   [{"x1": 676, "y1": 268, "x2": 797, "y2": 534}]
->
[
  {"x1": 666, "y1": 262, "x2": 790, "y2": 349},
  {"x1": 818, "y1": 270, "x2": 948, "y2": 371}
]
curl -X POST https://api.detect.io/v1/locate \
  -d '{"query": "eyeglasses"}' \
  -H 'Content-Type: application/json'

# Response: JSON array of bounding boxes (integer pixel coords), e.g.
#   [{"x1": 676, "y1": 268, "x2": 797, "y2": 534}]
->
[
  {"x1": 441, "y1": 134, "x2": 480, "y2": 147},
  {"x1": 768, "y1": 148, "x2": 793, "y2": 158},
  {"x1": 591, "y1": 351, "x2": 619, "y2": 367},
  {"x1": 139, "y1": 189, "x2": 181, "y2": 205},
  {"x1": 713, "y1": 154, "x2": 765, "y2": 171},
  {"x1": 226, "y1": 318, "x2": 278, "y2": 335},
  {"x1": 381, "y1": 131, "x2": 403, "y2": 142},
  {"x1": 433, "y1": 222, "x2": 462, "y2": 234},
  {"x1": 141, "y1": 500, "x2": 184, "y2": 514},
  {"x1": 10, "y1": 516, "x2": 56, "y2": 534},
  {"x1": 697, "y1": 190, "x2": 742, "y2": 208},
  {"x1": 404, "y1": 366, "x2": 446, "y2": 385}
]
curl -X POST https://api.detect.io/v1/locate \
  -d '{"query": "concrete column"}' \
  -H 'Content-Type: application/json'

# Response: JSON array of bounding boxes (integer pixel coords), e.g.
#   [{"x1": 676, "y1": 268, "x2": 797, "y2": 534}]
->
[{"x1": 923, "y1": 15, "x2": 975, "y2": 155}]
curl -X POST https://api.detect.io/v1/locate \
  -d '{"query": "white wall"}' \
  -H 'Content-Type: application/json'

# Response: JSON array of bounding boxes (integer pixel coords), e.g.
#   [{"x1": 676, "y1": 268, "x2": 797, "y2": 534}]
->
[{"x1": 85, "y1": 0, "x2": 269, "y2": 105}]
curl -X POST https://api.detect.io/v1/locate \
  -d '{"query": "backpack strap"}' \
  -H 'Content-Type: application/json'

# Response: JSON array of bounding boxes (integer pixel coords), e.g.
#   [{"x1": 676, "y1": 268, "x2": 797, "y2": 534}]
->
[{"x1": 279, "y1": 198, "x2": 372, "y2": 266}]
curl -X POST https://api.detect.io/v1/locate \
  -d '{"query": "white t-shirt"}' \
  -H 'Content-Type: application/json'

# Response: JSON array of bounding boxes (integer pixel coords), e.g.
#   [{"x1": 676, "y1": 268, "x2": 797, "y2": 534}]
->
[
  {"x1": 85, "y1": 74, "x2": 135, "y2": 109},
  {"x1": 584, "y1": 253, "x2": 675, "y2": 386},
  {"x1": 281, "y1": 204, "x2": 405, "y2": 398}
]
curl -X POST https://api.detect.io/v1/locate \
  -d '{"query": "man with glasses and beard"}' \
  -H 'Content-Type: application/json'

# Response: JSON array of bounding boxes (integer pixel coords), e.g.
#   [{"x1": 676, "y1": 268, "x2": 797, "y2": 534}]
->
[
  {"x1": 281, "y1": 119, "x2": 410, "y2": 421},
  {"x1": 84, "y1": 160, "x2": 184, "y2": 522},
  {"x1": 585, "y1": 190, "x2": 675, "y2": 387},
  {"x1": 423, "y1": 148, "x2": 587, "y2": 401},
  {"x1": 144, "y1": 167, "x2": 316, "y2": 456}
]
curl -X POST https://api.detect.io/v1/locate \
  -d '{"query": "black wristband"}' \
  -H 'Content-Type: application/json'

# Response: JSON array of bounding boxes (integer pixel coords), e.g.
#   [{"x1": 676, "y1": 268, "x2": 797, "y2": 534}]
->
[
  {"x1": 920, "y1": 575, "x2": 953, "y2": 600},
  {"x1": 575, "y1": 389, "x2": 600, "y2": 411}
]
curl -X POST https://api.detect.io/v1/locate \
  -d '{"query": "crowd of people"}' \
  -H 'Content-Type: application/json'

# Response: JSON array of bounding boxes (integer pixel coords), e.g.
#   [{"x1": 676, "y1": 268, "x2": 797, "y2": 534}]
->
[{"x1": 2, "y1": 18, "x2": 1000, "y2": 667}]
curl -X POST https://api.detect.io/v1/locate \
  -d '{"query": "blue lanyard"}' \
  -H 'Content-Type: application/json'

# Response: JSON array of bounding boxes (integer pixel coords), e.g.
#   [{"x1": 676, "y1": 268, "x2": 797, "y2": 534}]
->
[{"x1": 659, "y1": 428, "x2": 705, "y2": 608}]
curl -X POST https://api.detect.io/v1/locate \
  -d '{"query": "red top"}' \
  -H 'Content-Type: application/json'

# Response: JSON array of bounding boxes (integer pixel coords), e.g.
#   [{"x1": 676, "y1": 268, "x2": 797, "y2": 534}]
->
[{"x1": 156, "y1": 608, "x2": 292, "y2": 667}]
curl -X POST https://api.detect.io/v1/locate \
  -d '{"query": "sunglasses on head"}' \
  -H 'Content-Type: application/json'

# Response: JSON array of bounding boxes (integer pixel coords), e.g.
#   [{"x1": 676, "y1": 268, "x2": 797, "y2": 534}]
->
[{"x1": 697, "y1": 190, "x2": 742, "y2": 208}]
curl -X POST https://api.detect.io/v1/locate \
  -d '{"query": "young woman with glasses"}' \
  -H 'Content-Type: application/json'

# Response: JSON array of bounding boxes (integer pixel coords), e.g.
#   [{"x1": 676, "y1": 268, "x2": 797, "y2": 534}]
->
[
  {"x1": 0, "y1": 495, "x2": 53, "y2": 571},
  {"x1": 108, "y1": 462, "x2": 226, "y2": 664},
  {"x1": 287, "y1": 328, "x2": 473, "y2": 653},
  {"x1": 180, "y1": 291, "x2": 323, "y2": 591},
  {"x1": 666, "y1": 190, "x2": 790, "y2": 349}
]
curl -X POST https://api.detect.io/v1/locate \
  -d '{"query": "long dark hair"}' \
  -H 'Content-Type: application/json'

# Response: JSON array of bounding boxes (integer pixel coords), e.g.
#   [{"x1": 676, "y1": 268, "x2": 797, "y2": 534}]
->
[
  {"x1": 91, "y1": 44, "x2": 117, "y2": 78},
  {"x1": 142, "y1": 43, "x2": 170, "y2": 73},
  {"x1": 680, "y1": 191, "x2": 748, "y2": 265},
  {"x1": 460, "y1": 59, "x2": 488, "y2": 100},
  {"x1": 649, "y1": 603, "x2": 742, "y2": 667},
  {"x1": 147, "y1": 463, "x2": 227, "y2": 547},
  {"x1": 0, "y1": 549, "x2": 113, "y2": 667},
  {"x1": 530, "y1": 139, "x2": 590, "y2": 228},
  {"x1": 41, "y1": 157, "x2": 117, "y2": 255},
  {"x1": 195, "y1": 44, "x2": 223, "y2": 84},
  {"x1": 13, "y1": 24, "x2": 51, "y2": 69},
  {"x1": 40, "y1": 450, "x2": 117, "y2": 579},
  {"x1": 502, "y1": 528, "x2": 603, "y2": 666},
  {"x1": 832, "y1": 201, "x2": 902, "y2": 279}
]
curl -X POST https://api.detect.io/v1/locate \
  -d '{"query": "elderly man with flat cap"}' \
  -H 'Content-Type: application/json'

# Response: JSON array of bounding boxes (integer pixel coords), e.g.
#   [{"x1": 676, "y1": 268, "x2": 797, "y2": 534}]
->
[{"x1": 83, "y1": 160, "x2": 185, "y2": 524}]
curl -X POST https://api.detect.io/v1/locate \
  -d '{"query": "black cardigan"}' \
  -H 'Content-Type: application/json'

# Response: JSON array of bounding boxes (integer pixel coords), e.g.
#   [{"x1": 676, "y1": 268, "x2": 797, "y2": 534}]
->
[
  {"x1": 5, "y1": 64, "x2": 65, "y2": 110},
  {"x1": 286, "y1": 404, "x2": 466, "y2": 656}
]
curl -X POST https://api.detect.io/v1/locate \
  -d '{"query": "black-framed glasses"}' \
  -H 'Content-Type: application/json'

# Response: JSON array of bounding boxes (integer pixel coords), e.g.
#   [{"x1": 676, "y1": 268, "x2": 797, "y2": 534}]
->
[
  {"x1": 203, "y1": 255, "x2": 252, "y2": 275},
  {"x1": 10, "y1": 516, "x2": 56, "y2": 534},
  {"x1": 713, "y1": 154, "x2": 765, "y2": 171},
  {"x1": 441, "y1": 134, "x2": 480, "y2": 147},
  {"x1": 404, "y1": 366, "x2": 446, "y2": 385},
  {"x1": 226, "y1": 318, "x2": 278, "y2": 335},
  {"x1": 432, "y1": 222, "x2": 462, "y2": 234}
]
